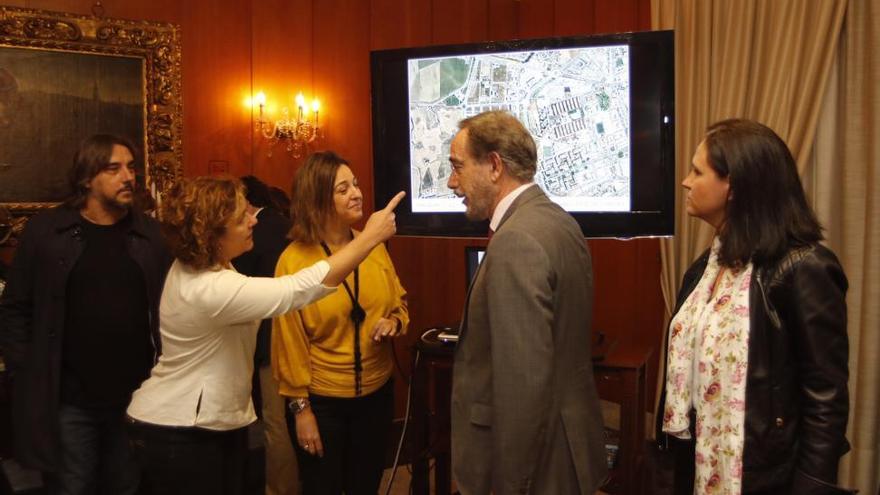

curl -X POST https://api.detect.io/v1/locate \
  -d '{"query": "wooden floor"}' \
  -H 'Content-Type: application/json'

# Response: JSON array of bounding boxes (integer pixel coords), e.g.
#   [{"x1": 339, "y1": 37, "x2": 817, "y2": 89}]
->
[
  {"x1": 302, "y1": 398, "x2": 680, "y2": 495},
  {"x1": 379, "y1": 466, "x2": 618, "y2": 495}
]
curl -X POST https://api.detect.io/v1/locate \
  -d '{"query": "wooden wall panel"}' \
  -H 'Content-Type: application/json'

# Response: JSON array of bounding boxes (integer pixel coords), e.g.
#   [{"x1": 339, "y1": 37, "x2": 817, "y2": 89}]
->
[
  {"x1": 250, "y1": 0, "x2": 314, "y2": 190},
  {"x1": 8, "y1": 0, "x2": 181, "y2": 22},
  {"x1": 487, "y1": 0, "x2": 519, "y2": 41},
  {"x1": 594, "y1": 0, "x2": 641, "y2": 34},
  {"x1": 517, "y1": 0, "x2": 556, "y2": 39},
  {"x1": 590, "y1": 238, "x2": 664, "y2": 404},
  {"x1": 555, "y1": 0, "x2": 596, "y2": 36},
  {"x1": 370, "y1": 0, "x2": 432, "y2": 50},
  {"x1": 430, "y1": 0, "x2": 490, "y2": 45},
  {"x1": 179, "y1": 0, "x2": 253, "y2": 178},
  {"x1": 311, "y1": 0, "x2": 373, "y2": 211}
]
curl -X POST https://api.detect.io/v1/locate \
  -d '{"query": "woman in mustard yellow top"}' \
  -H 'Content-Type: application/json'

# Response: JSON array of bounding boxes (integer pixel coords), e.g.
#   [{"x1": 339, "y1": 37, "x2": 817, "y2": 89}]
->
[{"x1": 273, "y1": 151, "x2": 408, "y2": 494}]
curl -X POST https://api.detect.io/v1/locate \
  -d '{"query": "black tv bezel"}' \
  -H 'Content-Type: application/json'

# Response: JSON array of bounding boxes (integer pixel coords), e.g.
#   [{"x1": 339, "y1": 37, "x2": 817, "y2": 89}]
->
[
  {"x1": 371, "y1": 30, "x2": 675, "y2": 239},
  {"x1": 464, "y1": 245, "x2": 486, "y2": 289}
]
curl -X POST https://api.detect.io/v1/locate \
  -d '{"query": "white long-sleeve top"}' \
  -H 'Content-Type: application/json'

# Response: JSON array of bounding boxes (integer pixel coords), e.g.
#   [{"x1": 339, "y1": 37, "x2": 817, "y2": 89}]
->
[{"x1": 127, "y1": 259, "x2": 335, "y2": 430}]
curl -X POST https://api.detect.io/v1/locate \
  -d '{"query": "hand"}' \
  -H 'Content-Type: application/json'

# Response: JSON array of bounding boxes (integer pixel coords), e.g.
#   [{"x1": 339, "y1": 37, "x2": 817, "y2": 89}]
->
[
  {"x1": 295, "y1": 409, "x2": 324, "y2": 457},
  {"x1": 362, "y1": 191, "x2": 405, "y2": 244},
  {"x1": 370, "y1": 317, "x2": 401, "y2": 342}
]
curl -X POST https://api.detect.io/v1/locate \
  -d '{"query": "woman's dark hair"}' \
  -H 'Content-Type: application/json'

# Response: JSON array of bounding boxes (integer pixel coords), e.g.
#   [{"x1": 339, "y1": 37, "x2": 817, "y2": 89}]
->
[
  {"x1": 239, "y1": 175, "x2": 274, "y2": 209},
  {"x1": 66, "y1": 134, "x2": 139, "y2": 209},
  {"x1": 269, "y1": 186, "x2": 292, "y2": 218},
  {"x1": 704, "y1": 119, "x2": 823, "y2": 266},
  {"x1": 289, "y1": 151, "x2": 348, "y2": 244}
]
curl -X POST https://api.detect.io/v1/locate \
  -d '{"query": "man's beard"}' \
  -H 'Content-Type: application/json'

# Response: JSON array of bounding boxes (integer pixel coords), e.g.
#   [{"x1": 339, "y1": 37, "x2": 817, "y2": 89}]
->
[
  {"x1": 100, "y1": 188, "x2": 134, "y2": 212},
  {"x1": 464, "y1": 177, "x2": 496, "y2": 221}
]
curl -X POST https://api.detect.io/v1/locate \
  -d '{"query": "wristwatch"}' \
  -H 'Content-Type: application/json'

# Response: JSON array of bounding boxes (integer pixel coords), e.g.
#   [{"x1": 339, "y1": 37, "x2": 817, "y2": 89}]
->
[{"x1": 289, "y1": 397, "x2": 310, "y2": 415}]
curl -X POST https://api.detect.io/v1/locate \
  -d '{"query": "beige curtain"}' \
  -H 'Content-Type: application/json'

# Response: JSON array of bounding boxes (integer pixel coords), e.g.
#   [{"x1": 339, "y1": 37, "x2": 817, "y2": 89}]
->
[
  {"x1": 651, "y1": 0, "x2": 846, "y2": 319},
  {"x1": 810, "y1": 0, "x2": 880, "y2": 492},
  {"x1": 652, "y1": 0, "x2": 880, "y2": 492}
]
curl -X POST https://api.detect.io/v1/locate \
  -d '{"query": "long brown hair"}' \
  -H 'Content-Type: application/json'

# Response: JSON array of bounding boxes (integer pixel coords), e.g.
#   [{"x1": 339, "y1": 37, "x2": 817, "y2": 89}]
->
[
  {"x1": 704, "y1": 119, "x2": 823, "y2": 267},
  {"x1": 288, "y1": 151, "x2": 349, "y2": 244}
]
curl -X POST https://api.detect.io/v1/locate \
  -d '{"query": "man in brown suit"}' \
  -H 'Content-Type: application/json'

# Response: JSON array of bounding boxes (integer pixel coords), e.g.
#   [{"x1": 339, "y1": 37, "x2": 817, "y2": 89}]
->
[{"x1": 447, "y1": 110, "x2": 607, "y2": 494}]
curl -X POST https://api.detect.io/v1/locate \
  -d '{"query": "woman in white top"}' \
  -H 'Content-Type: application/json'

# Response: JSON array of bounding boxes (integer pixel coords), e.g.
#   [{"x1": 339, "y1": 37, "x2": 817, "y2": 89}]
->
[{"x1": 125, "y1": 176, "x2": 403, "y2": 495}]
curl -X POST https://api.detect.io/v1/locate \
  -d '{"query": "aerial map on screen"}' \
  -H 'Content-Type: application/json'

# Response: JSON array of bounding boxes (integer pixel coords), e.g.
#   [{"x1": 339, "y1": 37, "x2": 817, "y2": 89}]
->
[{"x1": 408, "y1": 45, "x2": 630, "y2": 213}]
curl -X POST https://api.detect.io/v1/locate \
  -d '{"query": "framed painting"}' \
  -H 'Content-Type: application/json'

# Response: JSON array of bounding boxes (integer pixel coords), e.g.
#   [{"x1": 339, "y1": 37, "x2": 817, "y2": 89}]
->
[{"x1": 0, "y1": 6, "x2": 182, "y2": 243}]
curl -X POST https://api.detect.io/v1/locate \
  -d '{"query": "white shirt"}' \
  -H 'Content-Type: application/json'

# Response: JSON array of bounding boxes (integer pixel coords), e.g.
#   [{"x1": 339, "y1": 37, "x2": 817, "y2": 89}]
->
[
  {"x1": 127, "y1": 259, "x2": 335, "y2": 430},
  {"x1": 489, "y1": 182, "x2": 536, "y2": 232}
]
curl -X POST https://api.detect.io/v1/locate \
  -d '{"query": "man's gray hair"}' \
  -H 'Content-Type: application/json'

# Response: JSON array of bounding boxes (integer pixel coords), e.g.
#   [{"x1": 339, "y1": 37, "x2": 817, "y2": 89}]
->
[{"x1": 458, "y1": 110, "x2": 537, "y2": 182}]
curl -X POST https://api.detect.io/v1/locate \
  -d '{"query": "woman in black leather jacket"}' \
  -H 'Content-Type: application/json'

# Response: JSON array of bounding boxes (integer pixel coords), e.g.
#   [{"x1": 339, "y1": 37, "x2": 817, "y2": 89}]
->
[{"x1": 657, "y1": 119, "x2": 853, "y2": 495}]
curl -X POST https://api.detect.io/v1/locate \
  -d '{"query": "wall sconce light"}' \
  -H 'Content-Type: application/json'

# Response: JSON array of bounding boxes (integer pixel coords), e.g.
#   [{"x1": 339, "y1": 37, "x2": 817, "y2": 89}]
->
[{"x1": 252, "y1": 91, "x2": 322, "y2": 158}]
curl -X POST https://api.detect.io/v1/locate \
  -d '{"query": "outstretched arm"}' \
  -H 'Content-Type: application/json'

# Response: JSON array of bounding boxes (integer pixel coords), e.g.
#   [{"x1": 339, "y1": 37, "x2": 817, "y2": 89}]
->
[{"x1": 322, "y1": 191, "x2": 404, "y2": 286}]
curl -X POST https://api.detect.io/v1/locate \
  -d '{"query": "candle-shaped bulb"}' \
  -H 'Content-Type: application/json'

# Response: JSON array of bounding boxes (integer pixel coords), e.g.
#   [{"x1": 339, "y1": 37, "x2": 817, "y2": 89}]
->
[
  {"x1": 295, "y1": 92, "x2": 305, "y2": 121},
  {"x1": 255, "y1": 91, "x2": 266, "y2": 106},
  {"x1": 312, "y1": 99, "x2": 320, "y2": 128}
]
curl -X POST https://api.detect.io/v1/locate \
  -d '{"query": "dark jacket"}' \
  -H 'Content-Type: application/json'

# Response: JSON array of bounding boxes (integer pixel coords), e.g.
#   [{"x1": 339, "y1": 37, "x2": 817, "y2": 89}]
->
[
  {"x1": 657, "y1": 242, "x2": 852, "y2": 495},
  {"x1": 231, "y1": 207, "x2": 291, "y2": 367},
  {"x1": 0, "y1": 206, "x2": 170, "y2": 472}
]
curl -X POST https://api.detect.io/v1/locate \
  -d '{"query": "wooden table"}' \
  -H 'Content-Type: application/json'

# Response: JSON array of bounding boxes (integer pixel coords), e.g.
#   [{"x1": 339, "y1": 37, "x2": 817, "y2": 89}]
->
[
  {"x1": 593, "y1": 342, "x2": 654, "y2": 495},
  {"x1": 409, "y1": 332, "x2": 652, "y2": 495}
]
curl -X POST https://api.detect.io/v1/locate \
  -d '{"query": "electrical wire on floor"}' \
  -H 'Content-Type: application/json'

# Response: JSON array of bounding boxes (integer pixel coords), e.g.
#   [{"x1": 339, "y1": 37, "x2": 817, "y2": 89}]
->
[{"x1": 382, "y1": 348, "x2": 420, "y2": 495}]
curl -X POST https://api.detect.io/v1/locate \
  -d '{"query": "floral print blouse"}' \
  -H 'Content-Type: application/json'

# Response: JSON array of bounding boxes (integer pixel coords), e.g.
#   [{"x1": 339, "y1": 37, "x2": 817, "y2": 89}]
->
[{"x1": 663, "y1": 238, "x2": 753, "y2": 494}]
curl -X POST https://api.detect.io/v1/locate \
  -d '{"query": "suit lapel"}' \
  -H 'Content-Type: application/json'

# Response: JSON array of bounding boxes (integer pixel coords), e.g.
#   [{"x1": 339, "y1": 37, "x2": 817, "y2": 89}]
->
[
  {"x1": 458, "y1": 249, "x2": 487, "y2": 342},
  {"x1": 457, "y1": 185, "x2": 544, "y2": 344}
]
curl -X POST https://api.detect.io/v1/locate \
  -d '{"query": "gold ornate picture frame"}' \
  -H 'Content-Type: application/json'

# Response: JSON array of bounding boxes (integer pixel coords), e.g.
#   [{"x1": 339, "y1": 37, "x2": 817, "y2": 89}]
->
[{"x1": 0, "y1": 6, "x2": 182, "y2": 243}]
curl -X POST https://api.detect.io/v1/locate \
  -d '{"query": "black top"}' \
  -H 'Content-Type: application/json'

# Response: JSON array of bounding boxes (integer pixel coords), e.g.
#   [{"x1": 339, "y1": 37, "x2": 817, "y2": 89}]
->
[
  {"x1": 61, "y1": 213, "x2": 152, "y2": 408},
  {"x1": 231, "y1": 207, "x2": 291, "y2": 366}
]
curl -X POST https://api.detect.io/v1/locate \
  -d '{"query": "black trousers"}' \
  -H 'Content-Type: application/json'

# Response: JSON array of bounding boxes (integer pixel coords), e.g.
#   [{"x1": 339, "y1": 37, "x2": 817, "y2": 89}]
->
[
  {"x1": 286, "y1": 379, "x2": 393, "y2": 495},
  {"x1": 126, "y1": 418, "x2": 247, "y2": 495}
]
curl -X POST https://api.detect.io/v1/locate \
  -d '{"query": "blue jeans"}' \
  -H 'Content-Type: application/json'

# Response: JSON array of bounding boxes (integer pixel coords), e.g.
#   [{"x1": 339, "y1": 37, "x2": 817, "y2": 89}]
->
[{"x1": 43, "y1": 404, "x2": 139, "y2": 495}]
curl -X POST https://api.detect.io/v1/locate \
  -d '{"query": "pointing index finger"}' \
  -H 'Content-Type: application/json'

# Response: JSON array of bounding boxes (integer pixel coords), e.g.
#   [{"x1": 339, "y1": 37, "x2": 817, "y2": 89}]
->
[{"x1": 383, "y1": 191, "x2": 406, "y2": 212}]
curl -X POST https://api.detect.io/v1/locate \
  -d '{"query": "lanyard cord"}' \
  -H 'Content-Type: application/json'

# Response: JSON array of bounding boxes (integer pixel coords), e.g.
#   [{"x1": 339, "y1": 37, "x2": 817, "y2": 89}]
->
[{"x1": 320, "y1": 239, "x2": 365, "y2": 396}]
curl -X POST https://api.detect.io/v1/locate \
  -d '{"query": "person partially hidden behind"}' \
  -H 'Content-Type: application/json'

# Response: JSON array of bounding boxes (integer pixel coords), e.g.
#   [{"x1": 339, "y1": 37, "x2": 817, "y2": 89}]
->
[
  {"x1": 0, "y1": 135, "x2": 170, "y2": 494},
  {"x1": 273, "y1": 151, "x2": 409, "y2": 495},
  {"x1": 230, "y1": 175, "x2": 299, "y2": 495},
  {"x1": 446, "y1": 110, "x2": 607, "y2": 494},
  {"x1": 658, "y1": 119, "x2": 853, "y2": 495}
]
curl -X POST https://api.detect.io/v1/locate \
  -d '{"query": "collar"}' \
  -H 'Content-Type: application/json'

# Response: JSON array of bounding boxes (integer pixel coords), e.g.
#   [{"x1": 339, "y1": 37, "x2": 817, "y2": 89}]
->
[
  {"x1": 53, "y1": 205, "x2": 148, "y2": 237},
  {"x1": 489, "y1": 182, "x2": 536, "y2": 232}
]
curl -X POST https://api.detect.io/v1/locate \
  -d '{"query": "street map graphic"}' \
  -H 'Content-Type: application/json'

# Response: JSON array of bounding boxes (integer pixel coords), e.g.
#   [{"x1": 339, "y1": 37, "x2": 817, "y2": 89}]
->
[{"x1": 408, "y1": 45, "x2": 630, "y2": 213}]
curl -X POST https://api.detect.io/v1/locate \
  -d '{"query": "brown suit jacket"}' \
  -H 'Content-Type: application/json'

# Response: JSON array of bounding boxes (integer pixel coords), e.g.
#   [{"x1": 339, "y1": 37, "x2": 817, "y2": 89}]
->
[{"x1": 451, "y1": 185, "x2": 607, "y2": 494}]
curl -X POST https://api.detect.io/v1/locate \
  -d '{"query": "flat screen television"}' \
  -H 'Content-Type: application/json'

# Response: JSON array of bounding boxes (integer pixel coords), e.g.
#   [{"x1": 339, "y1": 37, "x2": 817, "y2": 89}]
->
[
  {"x1": 464, "y1": 246, "x2": 486, "y2": 288},
  {"x1": 371, "y1": 30, "x2": 674, "y2": 238}
]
